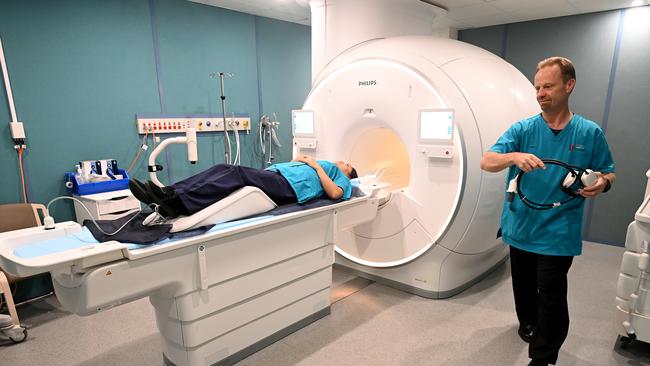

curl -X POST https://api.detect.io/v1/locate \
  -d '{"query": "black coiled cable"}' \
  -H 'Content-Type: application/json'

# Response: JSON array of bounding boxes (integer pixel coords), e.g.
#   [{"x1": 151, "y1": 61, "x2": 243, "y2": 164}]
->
[{"x1": 513, "y1": 159, "x2": 588, "y2": 210}]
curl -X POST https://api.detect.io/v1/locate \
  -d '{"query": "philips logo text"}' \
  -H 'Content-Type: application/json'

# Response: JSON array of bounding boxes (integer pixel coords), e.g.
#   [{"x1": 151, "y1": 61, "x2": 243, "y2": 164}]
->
[{"x1": 358, "y1": 80, "x2": 377, "y2": 86}]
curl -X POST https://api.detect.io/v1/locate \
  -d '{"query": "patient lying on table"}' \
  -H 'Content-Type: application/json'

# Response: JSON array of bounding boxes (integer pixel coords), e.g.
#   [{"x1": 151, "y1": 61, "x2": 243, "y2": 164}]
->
[{"x1": 129, "y1": 156, "x2": 358, "y2": 219}]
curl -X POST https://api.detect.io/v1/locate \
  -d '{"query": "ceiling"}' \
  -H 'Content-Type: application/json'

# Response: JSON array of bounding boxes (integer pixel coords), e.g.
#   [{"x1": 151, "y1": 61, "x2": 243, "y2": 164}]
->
[{"x1": 190, "y1": 0, "x2": 649, "y2": 29}]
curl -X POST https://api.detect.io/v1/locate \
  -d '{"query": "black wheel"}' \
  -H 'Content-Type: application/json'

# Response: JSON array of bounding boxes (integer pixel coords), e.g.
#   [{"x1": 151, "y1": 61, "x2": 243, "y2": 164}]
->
[
  {"x1": 619, "y1": 335, "x2": 632, "y2": 349},
  {"x1": 9, "y1": 328, "x2": 27, "y2": 343}
]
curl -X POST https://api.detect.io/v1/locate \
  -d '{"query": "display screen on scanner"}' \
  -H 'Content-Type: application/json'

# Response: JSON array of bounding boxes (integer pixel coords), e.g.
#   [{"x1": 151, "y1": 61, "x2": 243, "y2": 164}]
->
[
  {"x1": 293, "y1": 110, "x2": 315, "y2": 135},
  {"x1": 420, "y1": 110, "x2": 453, "y2": 141}
]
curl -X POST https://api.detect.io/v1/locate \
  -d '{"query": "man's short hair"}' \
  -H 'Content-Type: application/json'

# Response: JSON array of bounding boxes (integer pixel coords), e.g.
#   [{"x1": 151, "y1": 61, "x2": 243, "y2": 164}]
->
[
  {"x1": 349, "y1": 167, "x2": 358, "y2": 180},
  {"x1": 536, "y1": 57, "x2": 576, "y2": 83}
]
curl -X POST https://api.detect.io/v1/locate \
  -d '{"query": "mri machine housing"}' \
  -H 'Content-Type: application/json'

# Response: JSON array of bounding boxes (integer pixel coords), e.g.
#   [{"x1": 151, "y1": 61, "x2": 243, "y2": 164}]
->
[
  {"x1": 296, "y1": 36, "x2": 540, "y2": 298},
  {"x1": 616, "y1": 171, "x2": 650, "y2": 346}
]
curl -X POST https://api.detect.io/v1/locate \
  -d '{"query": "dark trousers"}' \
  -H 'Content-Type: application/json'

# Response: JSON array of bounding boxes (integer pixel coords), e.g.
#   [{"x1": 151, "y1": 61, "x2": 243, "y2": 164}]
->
[
  {"x1": 171, "y1": 164, "x2": 297, "y2": 215},
  {"x1": 510, "y1": 245, "x2": 574, "y2": 365}
]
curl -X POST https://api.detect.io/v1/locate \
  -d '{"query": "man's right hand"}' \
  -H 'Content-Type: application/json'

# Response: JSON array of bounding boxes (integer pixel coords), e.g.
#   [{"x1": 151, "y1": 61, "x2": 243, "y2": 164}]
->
[
  {"x1": 511, "y1": 152, "x2": 545, "y2": 172},
  {"x1": 481, "y1": 151, "x2": 545, "y2": 173}
]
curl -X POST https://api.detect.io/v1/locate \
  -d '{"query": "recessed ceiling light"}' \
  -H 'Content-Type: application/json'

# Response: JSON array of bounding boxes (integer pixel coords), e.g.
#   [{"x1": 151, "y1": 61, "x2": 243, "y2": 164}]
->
[{"x1": 631, "y1": 0, "x2": 645, "y2": 7}]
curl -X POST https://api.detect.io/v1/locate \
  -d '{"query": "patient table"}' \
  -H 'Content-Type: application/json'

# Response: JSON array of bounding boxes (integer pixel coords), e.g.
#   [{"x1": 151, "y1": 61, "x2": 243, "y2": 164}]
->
[{"x1": 0, "y1": 190, "x2": 378, "y2": 365}]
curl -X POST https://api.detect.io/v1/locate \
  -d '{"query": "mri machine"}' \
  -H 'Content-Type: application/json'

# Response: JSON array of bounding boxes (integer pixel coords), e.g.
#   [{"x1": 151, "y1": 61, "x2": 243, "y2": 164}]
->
[
  {"x1": 296, "y1": 36, "x2": 540, "y2": 298},
  {"x1": 0, "y1": 35, "x2": 539, "y2": 365}
]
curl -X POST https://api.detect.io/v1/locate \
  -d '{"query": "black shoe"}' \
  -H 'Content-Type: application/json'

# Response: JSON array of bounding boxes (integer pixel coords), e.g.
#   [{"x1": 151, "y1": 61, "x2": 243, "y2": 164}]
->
[
  {"x1": 148, "y1": 181, "x2": 175, "y2": 199},
  {"x1": 129, "y1": 178, "x2": 154, "y2": 205},
  {"x1": 148, "y1": 183, "x2": 187, "y2": 215},
  {"x1": 518, "y1": 324, "x2": 537, "y2": 343},
  {"x1": 145, "y1": 182, "x2": 181, "y2": 219},
  {"x1": 527, "y1": 359, "x2": 548, "y2": 366}
]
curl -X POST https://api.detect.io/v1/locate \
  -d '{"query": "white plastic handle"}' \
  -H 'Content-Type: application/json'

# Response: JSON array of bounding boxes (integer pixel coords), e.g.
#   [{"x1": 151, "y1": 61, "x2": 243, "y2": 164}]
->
[
  {"x1": 639, "y1": 253, "x2": 649, "y2": 271},
  {"x1": 630, "y1": 293, "x2": 639, "y2": 310},
  {"x1": 186, "y1": 128, "x2": 197, "y2": 163},
  {"x1": 198, "y1": 245, "x2": 208, "y2": 290}
]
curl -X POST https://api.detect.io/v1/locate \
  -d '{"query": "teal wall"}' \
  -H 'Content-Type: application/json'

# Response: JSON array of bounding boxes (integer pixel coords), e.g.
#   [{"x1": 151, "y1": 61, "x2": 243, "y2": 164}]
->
[
  {"x1": 0, "y1": 0, "x2": 311, "y2": 221},
  {"x1": 255, "y1": 16, "x2": 312, "y2": 167},
  {"x1": 460, "y1": 6, "x2": 650, "y2": 246}
]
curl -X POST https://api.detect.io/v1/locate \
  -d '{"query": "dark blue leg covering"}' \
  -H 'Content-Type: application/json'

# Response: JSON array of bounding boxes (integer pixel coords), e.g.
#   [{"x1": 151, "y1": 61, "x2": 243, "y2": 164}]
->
[{"x1": 171, "y1": 164, "x2": 296, "y2": 215}]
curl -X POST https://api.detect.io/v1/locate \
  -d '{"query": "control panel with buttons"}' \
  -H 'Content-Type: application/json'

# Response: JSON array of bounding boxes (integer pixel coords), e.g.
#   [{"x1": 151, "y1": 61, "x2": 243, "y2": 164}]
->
[
  {"x1": 416, "y1": 144, "x2": 454, "y2": 159},
  {"x1": 136, "y1": 115, "x2": 251, "y2": 134}
]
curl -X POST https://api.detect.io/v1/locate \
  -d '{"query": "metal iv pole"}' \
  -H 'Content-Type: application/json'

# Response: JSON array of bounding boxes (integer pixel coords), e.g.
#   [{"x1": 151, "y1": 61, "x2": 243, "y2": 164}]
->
[{"x1": 211, "y1": 72, "x2": 233, "y2": 164}]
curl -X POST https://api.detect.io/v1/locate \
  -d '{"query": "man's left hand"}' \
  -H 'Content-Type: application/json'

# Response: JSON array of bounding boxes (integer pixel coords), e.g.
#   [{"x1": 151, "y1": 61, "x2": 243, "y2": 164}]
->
[{"x1": 579, "y1": 173, "x2": 608, "y2": 198}]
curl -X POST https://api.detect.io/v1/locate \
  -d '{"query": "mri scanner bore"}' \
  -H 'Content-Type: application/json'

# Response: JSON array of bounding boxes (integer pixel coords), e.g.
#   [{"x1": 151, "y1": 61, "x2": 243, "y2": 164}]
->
[{"x1": 295, "y1": 36, "x2": 541, "y2": 298}]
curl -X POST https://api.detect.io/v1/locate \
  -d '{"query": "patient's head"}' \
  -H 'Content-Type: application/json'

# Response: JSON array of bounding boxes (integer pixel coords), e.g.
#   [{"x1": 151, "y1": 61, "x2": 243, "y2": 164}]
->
[{"x1": 335, "y1": 161, "x2": 358, "y2": 179}]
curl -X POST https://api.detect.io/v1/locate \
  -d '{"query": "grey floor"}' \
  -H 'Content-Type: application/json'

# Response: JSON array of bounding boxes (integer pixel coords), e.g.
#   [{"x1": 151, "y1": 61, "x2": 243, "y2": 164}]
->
[{"x1": 2, "y1": 242, "x2": 649, "y2": 366}]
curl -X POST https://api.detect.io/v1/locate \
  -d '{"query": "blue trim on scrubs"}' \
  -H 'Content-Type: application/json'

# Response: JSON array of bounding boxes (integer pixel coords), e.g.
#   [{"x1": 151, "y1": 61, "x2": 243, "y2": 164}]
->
[
  {"x1": 489, "y1": 114, "x2": 615, "y2": 256},
  {"x1": 267, "y1": 161, "x2": 352, "y2": 203}
]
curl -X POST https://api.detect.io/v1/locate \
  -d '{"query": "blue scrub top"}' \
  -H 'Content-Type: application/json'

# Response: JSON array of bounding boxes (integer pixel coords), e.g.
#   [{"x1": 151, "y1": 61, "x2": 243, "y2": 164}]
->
[
  {"x1": 489, "y1": 113, "x2": 615, "y2": 256},
  {"x1": 266, "y1": 160, "x2": 352, "y2": 203}
]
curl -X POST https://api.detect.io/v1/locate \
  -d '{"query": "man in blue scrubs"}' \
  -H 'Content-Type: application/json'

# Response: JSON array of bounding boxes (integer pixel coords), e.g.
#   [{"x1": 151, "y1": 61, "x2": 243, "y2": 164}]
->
[
  {"x1": 129, "y1": 155, "x2": 357, "y2": 219},
  {"x1": 480, "y1": 57, "x2": 615, "y2": 366}
]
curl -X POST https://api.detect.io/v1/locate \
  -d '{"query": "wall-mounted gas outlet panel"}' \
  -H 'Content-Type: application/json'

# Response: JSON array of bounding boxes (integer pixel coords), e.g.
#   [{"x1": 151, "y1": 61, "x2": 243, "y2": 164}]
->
[{"x1": 136, "y1": 114, "x2": 251, "y2": 134}]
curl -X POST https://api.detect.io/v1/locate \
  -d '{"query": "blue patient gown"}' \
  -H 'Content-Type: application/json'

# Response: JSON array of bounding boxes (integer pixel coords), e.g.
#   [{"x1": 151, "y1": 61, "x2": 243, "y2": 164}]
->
[{"x1": 266, "y1": 160, "x2": 352, "y2": 203}]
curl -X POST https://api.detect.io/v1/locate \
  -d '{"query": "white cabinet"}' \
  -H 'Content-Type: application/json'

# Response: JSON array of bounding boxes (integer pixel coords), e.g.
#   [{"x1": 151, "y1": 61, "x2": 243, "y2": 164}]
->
[{"x1": 73, "y1": 189, "x2": 141, "y2": 224}]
